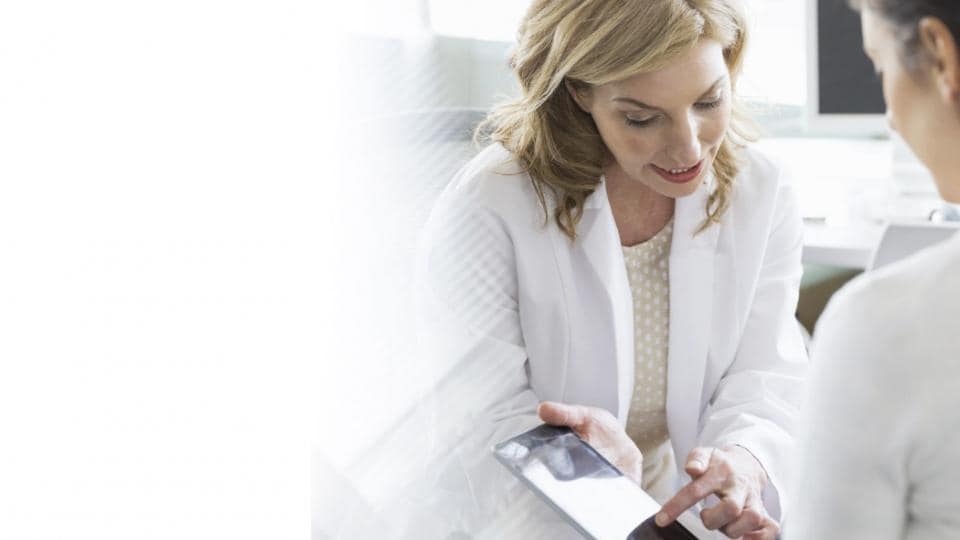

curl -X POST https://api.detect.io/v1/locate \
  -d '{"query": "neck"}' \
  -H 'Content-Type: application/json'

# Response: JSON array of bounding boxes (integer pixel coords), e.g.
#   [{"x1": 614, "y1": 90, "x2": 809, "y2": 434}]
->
[
  {"x1": 926, "y1": 116, "x2": 960, "y2": 203},
  {"x1": 604, "y1": 163, "x2": 675, "y2": 246},
  {"x1": 940, "y1": 123, "x2": 960, "y2": 203}
]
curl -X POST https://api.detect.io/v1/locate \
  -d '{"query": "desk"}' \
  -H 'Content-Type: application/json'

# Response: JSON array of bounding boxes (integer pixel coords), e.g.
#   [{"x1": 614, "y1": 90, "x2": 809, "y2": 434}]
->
[
  {"x1": 802, "y1": 220, "x2": 885, "y2": 269},
  {"x1": 756, "y1": 137, "x2": 944, "y2": 269}
]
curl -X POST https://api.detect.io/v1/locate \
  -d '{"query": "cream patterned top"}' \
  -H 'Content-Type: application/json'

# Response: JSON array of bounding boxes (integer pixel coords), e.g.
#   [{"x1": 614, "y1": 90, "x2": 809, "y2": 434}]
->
[{"x1": 621, "y1": 219, "x2": 676, "y2": 500}]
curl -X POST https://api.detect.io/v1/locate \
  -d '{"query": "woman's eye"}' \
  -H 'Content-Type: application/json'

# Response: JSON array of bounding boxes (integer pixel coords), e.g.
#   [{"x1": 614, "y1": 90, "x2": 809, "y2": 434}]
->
[
  {"x1": 695, "y1": 98, "x2": 723, "y2": 110},
  {"x1": 625, "y1": 116, "x2": 656, "y2": 128}
]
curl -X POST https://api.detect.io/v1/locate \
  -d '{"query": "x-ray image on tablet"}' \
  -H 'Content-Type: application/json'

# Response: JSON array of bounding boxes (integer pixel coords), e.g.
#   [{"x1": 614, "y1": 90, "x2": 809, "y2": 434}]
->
[{"x1": 493, "y1": 424, "x2": 703, "y2": 540}]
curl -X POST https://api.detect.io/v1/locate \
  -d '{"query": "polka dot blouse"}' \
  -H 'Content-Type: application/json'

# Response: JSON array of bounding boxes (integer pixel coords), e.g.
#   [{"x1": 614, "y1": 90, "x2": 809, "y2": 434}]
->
[{"x1": 621, "y1": 219, "x2": 675, "y2": 495}]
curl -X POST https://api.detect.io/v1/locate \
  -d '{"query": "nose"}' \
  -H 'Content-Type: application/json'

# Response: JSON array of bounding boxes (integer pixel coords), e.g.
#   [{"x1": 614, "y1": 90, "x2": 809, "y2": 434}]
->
[{"x1": 666, "y1": 113, "x2": 702, "y2": 166}]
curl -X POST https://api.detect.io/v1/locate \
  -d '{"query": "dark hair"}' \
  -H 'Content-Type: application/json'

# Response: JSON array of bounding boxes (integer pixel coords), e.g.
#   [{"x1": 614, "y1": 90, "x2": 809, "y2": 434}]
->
[{"x1": 849, "y1": 0, "x2": 960, "y2": 71}]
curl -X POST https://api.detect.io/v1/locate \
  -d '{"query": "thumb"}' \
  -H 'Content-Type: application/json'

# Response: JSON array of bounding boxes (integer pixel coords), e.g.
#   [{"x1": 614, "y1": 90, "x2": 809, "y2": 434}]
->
[
  {"x1": 538, "y1": 401, "x2": 587, "y2": 429},
  {"x1": 684, "y1": 446, "x2": 713, "y2": 477}
]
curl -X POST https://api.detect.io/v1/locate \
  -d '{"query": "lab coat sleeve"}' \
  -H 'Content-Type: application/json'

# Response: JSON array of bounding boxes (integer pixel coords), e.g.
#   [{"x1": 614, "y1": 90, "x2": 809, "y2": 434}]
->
[
  {"x1": 696, "y1": 168, "x2": 809, "y2": 523},
  {"x1": 409, "y1": 185, "x2": 574, "y2": 539}
]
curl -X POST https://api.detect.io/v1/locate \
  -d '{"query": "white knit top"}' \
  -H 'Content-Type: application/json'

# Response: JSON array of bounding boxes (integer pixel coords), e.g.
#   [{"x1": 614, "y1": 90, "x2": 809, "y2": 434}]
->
[{"x1": 621, "y1": 219, "x2": 676, "y2": 501}]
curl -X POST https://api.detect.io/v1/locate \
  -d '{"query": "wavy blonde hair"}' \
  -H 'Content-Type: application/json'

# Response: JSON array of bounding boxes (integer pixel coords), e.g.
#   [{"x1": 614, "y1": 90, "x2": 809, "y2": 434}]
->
[{"x1": 477, "y1": 0, "x2": 756, "y2": 240}]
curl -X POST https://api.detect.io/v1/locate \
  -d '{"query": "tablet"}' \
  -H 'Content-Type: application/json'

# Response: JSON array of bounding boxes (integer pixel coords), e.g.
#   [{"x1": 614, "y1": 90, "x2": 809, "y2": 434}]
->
[{"x1": 493, "y1": 424, "x2": 703, "y2": 540}]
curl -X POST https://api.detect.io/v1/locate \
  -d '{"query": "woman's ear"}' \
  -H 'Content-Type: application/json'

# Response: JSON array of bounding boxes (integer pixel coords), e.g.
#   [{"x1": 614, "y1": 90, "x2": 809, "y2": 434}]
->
[
  {"x1": 918, "y1": 16, "x2": 960, "y2": 104},
  {"x1": 564, "y1": 79, "x2": 593, "y2": 114}
]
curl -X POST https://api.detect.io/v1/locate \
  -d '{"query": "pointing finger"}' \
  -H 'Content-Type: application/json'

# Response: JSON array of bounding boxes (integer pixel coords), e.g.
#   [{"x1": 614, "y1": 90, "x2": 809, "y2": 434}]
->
[{"x1": 655, "y1": 468, "x2": 723, "y2": 527}]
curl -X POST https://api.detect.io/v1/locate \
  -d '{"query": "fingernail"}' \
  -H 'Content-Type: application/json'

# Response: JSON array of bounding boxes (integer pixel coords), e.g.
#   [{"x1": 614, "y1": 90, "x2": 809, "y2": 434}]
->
[
  {"x1": 655, "y1": 512, "x2": 668, "y2": 527},
  {"x1": 687, "y1": 460, "x2": 704, "y2": 470}
]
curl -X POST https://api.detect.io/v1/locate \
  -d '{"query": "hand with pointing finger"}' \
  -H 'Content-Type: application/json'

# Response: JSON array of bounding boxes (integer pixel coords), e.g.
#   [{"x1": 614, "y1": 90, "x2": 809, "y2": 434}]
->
[
  {"x1": 655, "y1": 446, "x2": 778, "y2": 540},
  {"x1": 537, "y1": 401, "x2": 644, "y2": 485}
]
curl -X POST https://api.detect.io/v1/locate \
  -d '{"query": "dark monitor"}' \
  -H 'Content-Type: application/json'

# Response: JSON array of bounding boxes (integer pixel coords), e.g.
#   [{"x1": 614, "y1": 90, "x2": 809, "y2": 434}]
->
[{"x1": 806, "y1": 0, "x2": 887, "y2": 135}]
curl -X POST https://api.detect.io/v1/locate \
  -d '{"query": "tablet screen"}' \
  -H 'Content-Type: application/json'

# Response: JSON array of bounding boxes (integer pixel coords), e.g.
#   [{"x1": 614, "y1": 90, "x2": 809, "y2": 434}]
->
[{"x1": 493, "y1": 424, "x2": 700, "y2": 540}]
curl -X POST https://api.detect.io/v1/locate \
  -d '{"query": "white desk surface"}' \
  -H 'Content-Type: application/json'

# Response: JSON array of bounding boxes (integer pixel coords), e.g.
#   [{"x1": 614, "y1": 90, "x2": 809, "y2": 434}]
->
[
  {"x1": 755, "y1": 137, "x2": 945, "y2": 269},
  {"x1": 801, "y1": 220, "x2": 884, "y2": 269}
]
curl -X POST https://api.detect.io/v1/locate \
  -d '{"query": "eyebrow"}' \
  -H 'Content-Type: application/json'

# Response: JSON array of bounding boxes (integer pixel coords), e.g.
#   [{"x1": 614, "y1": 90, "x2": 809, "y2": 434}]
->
[{"x1": 612, "y1": 75, "x2": 728, "y2": 110}]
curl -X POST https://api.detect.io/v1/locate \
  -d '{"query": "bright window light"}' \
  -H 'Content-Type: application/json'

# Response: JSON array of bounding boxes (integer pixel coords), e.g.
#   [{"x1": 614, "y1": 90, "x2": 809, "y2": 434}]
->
[
  {"x1": 428, "y1": 0, "x2": 807, "y2": 106},
  {"x1": 740, "y1": 0, "x2": 807, "y2": 106},
  {"x1": 428, "y1": 0, "x2": 527, "y2": 42},
  {"x1": 343, "y1": 0, "x2": 428, "y2": 38}
]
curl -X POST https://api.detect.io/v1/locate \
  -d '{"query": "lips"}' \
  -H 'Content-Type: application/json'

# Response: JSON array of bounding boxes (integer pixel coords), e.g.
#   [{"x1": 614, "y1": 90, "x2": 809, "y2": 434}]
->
[{"x1": 651, "y1": 160, "x2": 704, "y2": 184}]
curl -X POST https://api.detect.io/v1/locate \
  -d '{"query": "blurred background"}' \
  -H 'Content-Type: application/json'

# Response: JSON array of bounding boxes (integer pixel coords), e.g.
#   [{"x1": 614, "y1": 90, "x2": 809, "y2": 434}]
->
[
  {"x1": 316, "y1": 0, "x2": 960, "y2": 537},
  {"x1": 9, "y1": 1, "x2": 946, "y2": 538}
]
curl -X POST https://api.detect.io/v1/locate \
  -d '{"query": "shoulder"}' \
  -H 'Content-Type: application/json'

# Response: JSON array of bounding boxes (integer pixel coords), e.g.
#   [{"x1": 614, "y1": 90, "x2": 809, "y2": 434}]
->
[
  {"x1": 729, "y1": 145, "x2": 794, "y2": 208},
  {"x1": 422, "y1": 143, "x2": 549, "y2": 253},
  {"x1": 740, "y1": 145, "x2": 783, "y2": 181},
  {"x1": 719, "y1": 145, "x2": 800, "y2": 245},
  {"x1": 829, "y1": 236, "x2": 960, "y2": 319},
  {"x1": 815, "y1": 236, "x2": 960, "y2": 363},
  {"x1": 810, "y1": 237, "x2": 960, "y2": 462},
  {"x1": 438, "y1": 143, "x2": 542, "y2": 218}
]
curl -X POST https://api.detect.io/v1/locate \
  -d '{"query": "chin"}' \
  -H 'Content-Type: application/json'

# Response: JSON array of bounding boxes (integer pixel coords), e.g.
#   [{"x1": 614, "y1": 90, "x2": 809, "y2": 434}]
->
[{"x1": 661, "y1": 179, "x2": 704, "y2": 199}]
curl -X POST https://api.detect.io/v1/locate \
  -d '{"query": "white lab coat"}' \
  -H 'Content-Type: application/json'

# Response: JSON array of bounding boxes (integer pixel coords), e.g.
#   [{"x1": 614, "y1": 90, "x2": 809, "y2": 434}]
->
[{"x1": 414, "y1": 143, "x2": 808, "y2": 538}]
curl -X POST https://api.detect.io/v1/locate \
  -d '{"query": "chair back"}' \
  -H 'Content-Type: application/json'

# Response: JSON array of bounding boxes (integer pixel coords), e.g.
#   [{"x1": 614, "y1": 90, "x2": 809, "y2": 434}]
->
[{"x1": 867, "y1": 220, "x2": 960, "y2": 270}]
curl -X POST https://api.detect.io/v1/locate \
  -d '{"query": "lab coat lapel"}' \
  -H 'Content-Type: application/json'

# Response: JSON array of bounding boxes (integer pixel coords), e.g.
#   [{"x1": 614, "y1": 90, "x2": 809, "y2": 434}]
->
[
  {"x1": 577, "y1": 181, "x2": 634, "y2": 422},
  {"x1": 666, "y1": 182, "x2": 719, "y2": 456}
]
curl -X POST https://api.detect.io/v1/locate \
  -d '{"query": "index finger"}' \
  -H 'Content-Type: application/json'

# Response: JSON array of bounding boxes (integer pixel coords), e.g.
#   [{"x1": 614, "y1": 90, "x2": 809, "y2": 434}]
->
[{"x1": 654, "y1": 471, "x2": 722, "y2": 527}]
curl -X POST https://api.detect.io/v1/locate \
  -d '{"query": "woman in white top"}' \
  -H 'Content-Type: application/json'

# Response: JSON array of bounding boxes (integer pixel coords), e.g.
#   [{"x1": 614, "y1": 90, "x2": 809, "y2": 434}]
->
[
  {"x1": 417, "y1": 1, "x2": 807, "y2": 538},
  {"x1": 790, "y1": 2, "x2": 960, "y2": 539}
]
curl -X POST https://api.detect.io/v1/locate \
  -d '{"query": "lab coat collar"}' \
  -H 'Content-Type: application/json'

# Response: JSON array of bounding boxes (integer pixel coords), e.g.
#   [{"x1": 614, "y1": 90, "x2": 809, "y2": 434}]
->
[
  {"x1": 665, "y1": 182, "x2": 719, "y2": 456},
  {"x1": 574, "y1": 182, "x2": 632, "y2": 417},
  {"x1": 579, "y1": 171, "x2": 719, "y2": 424}
]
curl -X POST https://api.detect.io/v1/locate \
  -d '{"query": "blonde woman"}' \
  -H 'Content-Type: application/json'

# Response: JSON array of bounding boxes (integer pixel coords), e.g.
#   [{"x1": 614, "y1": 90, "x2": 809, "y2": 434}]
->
[
  {"x1": 417, "y1": 0, "x2": 806, "y2": 538},
  {"x1": 790, "y1": 1, "x2": 960, "y2": 538}
]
